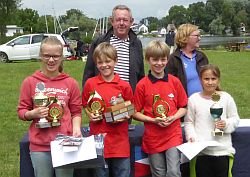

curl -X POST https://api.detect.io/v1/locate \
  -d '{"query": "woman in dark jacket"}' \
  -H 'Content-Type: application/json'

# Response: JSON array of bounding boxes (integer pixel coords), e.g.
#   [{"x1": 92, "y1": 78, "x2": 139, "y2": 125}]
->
[{"x1": 166, "y1": 23, "x2": 209, "y2": 97}]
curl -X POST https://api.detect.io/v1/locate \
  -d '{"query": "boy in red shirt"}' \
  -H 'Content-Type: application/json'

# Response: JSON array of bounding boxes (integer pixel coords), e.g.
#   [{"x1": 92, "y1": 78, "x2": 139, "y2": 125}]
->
[
  {"x1": 82, "y1": 42, "x2": 133, "y2": 177},
  {"x1": 133, "y1": 40, "x2": 188, "y2": 177}
]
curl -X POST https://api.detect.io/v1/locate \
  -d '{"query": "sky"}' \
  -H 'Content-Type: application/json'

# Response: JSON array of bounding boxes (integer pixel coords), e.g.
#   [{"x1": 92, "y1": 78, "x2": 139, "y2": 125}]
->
[{"x1": 21, "y1": 0, "x2": 206, "y2": 22}]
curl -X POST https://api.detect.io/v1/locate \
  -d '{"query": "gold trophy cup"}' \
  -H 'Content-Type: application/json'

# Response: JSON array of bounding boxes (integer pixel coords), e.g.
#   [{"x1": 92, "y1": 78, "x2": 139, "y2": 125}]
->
[
  {"x1": 33, "y1": 92, "x2": 51, "y2": 128},
  {"x1": 152, "y1": 95, "x2": 170, "y2": 120},
  {"x1": 47, "y1": 95, "x2": 64, "y2": 127},
  {"x1": 210, "y1": 92, "x2": 223, "y2": 136},
  {"x1": 87, "y1": 91, "x2": 105, "y2": 121}
]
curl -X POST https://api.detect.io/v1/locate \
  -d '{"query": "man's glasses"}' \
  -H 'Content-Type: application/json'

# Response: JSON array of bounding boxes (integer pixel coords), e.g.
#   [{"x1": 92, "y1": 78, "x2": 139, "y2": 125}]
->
[
  {"x1": 42, "y1": 54, "x2": 62, "y2": 61},
  {"x1": 189, "y1": 34, "x2": 201, "y2": 38}
]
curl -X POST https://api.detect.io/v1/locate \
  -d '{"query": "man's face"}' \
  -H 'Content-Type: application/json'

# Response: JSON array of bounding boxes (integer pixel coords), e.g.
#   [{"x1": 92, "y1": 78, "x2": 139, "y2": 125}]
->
[{"x1": 111, "y1": 9, "x2": 134, "y2": 40}]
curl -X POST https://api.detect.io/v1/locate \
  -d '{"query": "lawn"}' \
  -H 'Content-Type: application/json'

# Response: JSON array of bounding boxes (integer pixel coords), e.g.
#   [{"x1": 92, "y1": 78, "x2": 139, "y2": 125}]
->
[{"x1": 0, "y1": 50, "x2": 249, "y2": 177}]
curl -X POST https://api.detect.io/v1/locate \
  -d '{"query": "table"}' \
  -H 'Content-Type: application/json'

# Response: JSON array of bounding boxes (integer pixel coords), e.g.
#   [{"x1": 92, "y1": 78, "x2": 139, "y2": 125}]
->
[
  {"x1": 20, "y1": 126, "x2": 250, "y2": 177},
  {"x1": 227, "y1": 42, "x2": 248, "y2": 52}
]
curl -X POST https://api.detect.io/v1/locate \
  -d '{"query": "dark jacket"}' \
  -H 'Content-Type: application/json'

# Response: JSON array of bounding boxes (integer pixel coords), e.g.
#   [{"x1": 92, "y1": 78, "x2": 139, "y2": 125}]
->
[
  {"x1": 166, "y1": 48, "x2": 209, "y2": 94},
  {"x1": 165, "y1": 31, "x2": 175, "y2": 46},
  {"x1": 82, "y1": 27, "x2": 145, "y2": 92}
]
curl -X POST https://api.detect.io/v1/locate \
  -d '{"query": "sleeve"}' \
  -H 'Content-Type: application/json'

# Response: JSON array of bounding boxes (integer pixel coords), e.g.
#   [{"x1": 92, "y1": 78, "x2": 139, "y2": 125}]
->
[
  {"x1": 223, "y1": 94, "x2": 240, "y2": 133},
  {"x1": 137, "y1": 40, "x2": 145, "y2": 82},
  {"x1": 166, "y1": 54, "x2": 177, "y2": 77},
  {"x1": 122, "y1": 83, "x2": 134, "y2": 103},
  {"x1": 68, "y1": 79, "x2": 82, "y2": 119},
  {"x1": 133, "y1": 81, "x2": 145, "y2": 112},
  {"x1": 17, "y1": 78, "x2": 33, "y2": 121},
  {"x1": 81, "y1": 80, "x2": 91, "y2": 108},
  {"x1": 184, "y1": 97, "x2": 198, "y2": 141},
  {"x1": 175, "y1": 78, "x2": 188, "y2": 108},
  {"x1": 82, "y1": 38, "x2": 99, "y2": 89}
]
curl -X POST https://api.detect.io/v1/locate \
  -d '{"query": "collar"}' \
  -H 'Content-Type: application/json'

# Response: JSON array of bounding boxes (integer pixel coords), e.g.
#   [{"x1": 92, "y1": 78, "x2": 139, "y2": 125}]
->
[
  {"x1": 180, "y1": 49, "x2": 197, "y2": 60},
  {"x1": 97, "y1": 73, "x2": 120, "y2": 84},
  {"x1": 112, "y1": 34, "x2": 129, "y2": 42},
  {"x1": 148, "y1": 70, "x2": 168, "y2": 83}
]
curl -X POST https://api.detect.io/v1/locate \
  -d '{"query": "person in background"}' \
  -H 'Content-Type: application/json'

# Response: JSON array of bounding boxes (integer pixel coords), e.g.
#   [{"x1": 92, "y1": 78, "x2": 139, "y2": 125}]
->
[
  {"x1": 17, "y1": 37, "x2": 82, "y2": 177},
  {"x1": 82, "y1": 42, "x2": 133, "y2": 177},
  {"x1": 165, "y1": 25, "x2": 176, "y2": 54},
  {"x1": 184, "y1": 64, "x2": 239, "y2": 177},
  {"x1": 133, "y1": 40, "x2": 188, "y2": 177},
  {"x1": 75, "y1": 38, "x2": 84, "y2": 58},
  {"x1": 166, "y1": 23, "x2": 209, "y2": 98},
  {"x1": 82, "y1": 4, "x2": 144, "y2": 92}
]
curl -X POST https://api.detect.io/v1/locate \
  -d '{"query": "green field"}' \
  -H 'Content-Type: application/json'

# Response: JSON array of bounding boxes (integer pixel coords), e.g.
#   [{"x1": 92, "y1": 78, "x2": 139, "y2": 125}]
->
[{"x1": 0, "y1": 50, "x2": 249, "y2": 177}]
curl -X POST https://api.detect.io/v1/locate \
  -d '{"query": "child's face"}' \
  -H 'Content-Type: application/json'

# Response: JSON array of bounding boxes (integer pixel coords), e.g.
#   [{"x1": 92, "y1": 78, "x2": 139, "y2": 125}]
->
[
  {"x1": 201, "y1": 69, "x2": 220, "y2": 95},
  {"x1": 148, "y1": 56, "x2": 168, "y2": 78},
  {"x1": 96, "y1": 57, "x2": 117, "y2": 80}
]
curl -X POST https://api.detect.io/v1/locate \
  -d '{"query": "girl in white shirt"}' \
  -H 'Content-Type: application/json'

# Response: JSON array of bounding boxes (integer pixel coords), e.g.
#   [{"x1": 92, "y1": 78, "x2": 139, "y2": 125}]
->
[{"x1": 184, "y1": 64, "x2": 240, "y2": 177}]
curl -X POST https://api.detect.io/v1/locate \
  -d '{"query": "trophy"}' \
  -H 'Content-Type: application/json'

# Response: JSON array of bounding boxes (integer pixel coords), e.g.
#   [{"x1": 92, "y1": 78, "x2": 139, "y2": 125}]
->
[
  {"x1": 210, "y1": 92, "x2": 223, "y2": 136},
  {"x1": 152, "y1": 94, "x2": 170, "y2": 120},
  {"x1": 33, "y1": 83, "x2": 51, "y2": 128},
  {"x1": 47, "y1": 94, "x2": 64, "y2": 127},
  {"x1": 87, "y1": 91, "x2": 105, "y2": 121},
  {"x1": 104, "y1": 94, "x2": 135, "y2": 123}
]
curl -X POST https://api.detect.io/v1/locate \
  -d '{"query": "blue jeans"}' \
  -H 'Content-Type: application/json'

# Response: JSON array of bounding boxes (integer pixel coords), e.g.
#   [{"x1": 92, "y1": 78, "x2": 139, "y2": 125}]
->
[
  {"x1": 95, "y1": 157, "x2": 130, "y2": 177},
  {"x1": 30, "y1": 151, "x2": 73, "y2": 177}
]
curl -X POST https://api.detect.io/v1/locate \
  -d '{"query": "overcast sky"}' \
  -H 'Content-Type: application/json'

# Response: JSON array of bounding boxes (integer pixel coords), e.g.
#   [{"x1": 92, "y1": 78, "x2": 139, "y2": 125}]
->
[{"x1": 21, "y1": 0, "x2": 206, "y2": 22}]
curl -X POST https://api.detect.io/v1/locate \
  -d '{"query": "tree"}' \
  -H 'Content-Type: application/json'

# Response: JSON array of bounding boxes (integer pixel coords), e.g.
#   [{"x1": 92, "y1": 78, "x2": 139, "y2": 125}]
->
[
  {"x1": 13, "y1": 8, "x2": 39, "y2": 33},
  {"x1": 167, "y1": 5, "x2": 188, "y2": 27},
  {"x1": 187, "y1": 2, "x2": 207, "y2": 31},
  {"x1": 0, "y1": 0, "x2": 21, "y2": 36},
  {"x1": 209, "y1": 16, "x2": 225, "y2": 35}
]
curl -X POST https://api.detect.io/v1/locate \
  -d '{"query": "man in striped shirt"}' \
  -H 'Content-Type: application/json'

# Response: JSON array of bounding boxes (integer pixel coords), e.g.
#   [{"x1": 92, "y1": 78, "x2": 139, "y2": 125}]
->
[{"x1": 82, "y1": 4, "x2": 144, "y2": 92}]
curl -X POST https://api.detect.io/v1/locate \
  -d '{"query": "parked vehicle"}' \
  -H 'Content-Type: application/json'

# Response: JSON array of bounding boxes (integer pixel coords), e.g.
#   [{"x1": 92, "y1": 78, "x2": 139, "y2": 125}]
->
[{"x1": 0, "y1": 33, "x2": 72, "y2": 63}]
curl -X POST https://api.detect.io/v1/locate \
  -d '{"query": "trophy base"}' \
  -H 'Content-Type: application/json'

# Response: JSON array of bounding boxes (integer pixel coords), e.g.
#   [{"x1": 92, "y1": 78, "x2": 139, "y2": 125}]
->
[
  {"x1": 51, "y1": 122, "x2": 61, "y2": 127},
  {"x1": 35, "y1": 122, "x2": 52, "y2": 128},
  {"x1": 212, "y1": 130, "x2": 224, "y2": 136}
]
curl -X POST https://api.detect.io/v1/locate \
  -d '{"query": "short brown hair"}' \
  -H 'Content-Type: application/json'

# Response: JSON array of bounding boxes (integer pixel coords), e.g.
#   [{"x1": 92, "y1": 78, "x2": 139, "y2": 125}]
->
[
  {"x1": 93, "y1": 42, "x2": 117, "y2": 63},
  {"x1": 145, "y1": 40, "x2": 170, "y2": 61},
  {"x1": 175, "y1": 24, "x2": 198, "y2": 48}
]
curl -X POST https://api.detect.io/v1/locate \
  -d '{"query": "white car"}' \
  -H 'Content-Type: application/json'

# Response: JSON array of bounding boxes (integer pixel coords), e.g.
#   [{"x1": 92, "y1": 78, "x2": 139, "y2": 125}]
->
[{"x1": 0, "y1": 33, "x2": 72, "y2": 62}]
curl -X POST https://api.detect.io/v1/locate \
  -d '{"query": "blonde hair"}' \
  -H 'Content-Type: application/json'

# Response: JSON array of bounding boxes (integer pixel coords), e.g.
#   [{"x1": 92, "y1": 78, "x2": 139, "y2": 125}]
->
[
  {"x1": 40, "y1": 36, "x2": 64, "y2": 72},
  {"x1": 200, "y1": 64, "x2": 222, "y2": 91},
  {"x1": 175, "y1": 24, "x2": 198, "y2": 48},
  {"x1": 93, "y1": 42, "x2": 117, "y2": 63},
  {"x1": 145, "y1": 40, "x2": 170, "y2": 61}
]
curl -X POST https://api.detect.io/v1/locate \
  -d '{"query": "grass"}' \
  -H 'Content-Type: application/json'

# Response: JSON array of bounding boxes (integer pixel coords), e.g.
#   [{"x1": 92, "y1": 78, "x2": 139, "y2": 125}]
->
[{"x1": 0, "y1": 50, "x2": 249, "y2": 177}]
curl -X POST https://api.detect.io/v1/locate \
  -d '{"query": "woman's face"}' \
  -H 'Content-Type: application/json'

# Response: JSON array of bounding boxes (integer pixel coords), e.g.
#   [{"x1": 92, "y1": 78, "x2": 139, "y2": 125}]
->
[
  {"x1": 186, "y1": 30, "x2": 201, "y2": 49},
  {"x1": 40, "y1": 44, "x2": 63, "y2": 76}
]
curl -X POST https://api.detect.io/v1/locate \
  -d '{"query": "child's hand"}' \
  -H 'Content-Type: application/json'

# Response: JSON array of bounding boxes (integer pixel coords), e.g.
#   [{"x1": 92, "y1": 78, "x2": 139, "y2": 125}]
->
[
  {"x1": 89, "y1": 113, "x2": 103, "y2": 122},
  {"x1": 26, "y1": 107, "x2": 49, "y2": 120},
  {"x1": 216, "y1": 120, "x2": 226, "y2": 129},
  {"x1": 155, "y1": 117, "x2": 168, "y2": 127}
]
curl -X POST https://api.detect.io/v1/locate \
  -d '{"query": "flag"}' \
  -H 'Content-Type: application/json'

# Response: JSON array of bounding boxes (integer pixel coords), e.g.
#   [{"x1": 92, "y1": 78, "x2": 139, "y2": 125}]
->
[{"x1": 134, "y1": 146, "x2": 151, "y2": 177}]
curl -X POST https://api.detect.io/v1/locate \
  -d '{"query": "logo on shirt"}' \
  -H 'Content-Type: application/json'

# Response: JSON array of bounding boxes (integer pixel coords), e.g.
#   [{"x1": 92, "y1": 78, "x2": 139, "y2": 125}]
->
[{"x1": 168, "y1": 93, "x2": 174, "y2": 100}]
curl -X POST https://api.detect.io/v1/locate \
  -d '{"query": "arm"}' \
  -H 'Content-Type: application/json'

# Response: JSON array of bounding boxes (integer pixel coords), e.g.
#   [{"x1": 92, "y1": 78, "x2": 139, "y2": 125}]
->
[
  {"x1": 222, "y1": 94, "x2": 240, "y2": 133},
  {"x1": 184, "y1": 99, "x2": 197, "y2": 142},
  {"x1": 68, "y1": 80, "x2": 82, "y2": 137},
  {"x1": 82, "y1": 38, "x2": 99, "y2": 88}
]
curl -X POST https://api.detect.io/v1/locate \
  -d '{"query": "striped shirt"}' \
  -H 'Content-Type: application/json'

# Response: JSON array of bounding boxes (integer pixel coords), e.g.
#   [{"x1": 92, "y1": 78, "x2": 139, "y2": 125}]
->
[{"x1": 110, "y1": 35, "x2": 130, "y2": 82}]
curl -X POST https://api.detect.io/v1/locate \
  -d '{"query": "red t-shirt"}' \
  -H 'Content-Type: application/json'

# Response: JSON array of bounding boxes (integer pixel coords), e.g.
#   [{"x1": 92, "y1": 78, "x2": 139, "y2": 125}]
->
[
  {"x1": 82, "y1": 74, "x2": 133, "y2": 158},
  {"x1": 134, "y1": 74, "x2": 187, "y2": 154}
]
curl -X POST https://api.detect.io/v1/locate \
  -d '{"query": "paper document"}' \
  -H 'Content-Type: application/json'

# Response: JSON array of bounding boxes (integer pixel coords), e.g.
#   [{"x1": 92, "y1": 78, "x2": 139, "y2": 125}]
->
[
  {"x1": 177, "y1": 141, "x2": 222, "y2": 161},
  {"x1": 51, "y1": 135, "x2": 97, "y2": 167},
  {"x1": 238, "y1": 119, "x2": 250, "y2": 127}
]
